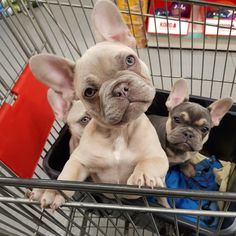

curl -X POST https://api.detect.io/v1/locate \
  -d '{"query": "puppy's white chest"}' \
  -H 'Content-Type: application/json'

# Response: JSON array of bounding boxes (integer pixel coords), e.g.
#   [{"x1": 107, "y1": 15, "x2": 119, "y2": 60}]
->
[{"x1": 113, "y1": 136, "x2": 127, "y2": 162}]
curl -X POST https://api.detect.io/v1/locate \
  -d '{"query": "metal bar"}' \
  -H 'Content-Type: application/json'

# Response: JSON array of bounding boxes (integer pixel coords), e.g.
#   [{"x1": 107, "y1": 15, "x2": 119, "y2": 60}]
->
[
  {"x1": 0, "y1": 186, "x2": 73, "y2": 234},
  {"x1": 214, "y1": 201, "x2": 231, "y2": 236},
  {"x1": 43, "y1": 0, "x2": 77, "y2": 58},
  {"x1": 68, "y1": 0, "x2": 87, "y2": 51},
  {"x1": 6, "y1": 0, "x2": 40, "y2": 53},
  {"x1": 190, "y1": 2, "x2": 194, "y2": 93},
  {"x1": 1, "y1": 178, "x2": 236, "y2": 201},
  {"x1": 142, "y1": 197, "x2": 160, "y2": 236},
  {"x1": 124, "y1": 0, "x2": 139, "y2": 58},
  {"x1": 114, "y1": 194, "x2": 141, "y2": 236},
  {"x1": 0, "y1": 34, "x2": 24, "y2": 70},
  {"x1": 78, "y1": 0, "x2": 96, "y2": 45},
  {"x1": 84, "y1": 192, "x2": 123, "y2": 236},
  {"x1": 196, "y1": 199, "x2": 202, "y2": 236},
  {"x1": 230, "y1": 68, "x2": 236, "y2": 97},
  {"x1": 150, "y1": 0, "x2": 163, "y2": 88},
  {"x1": 137, "y1": 0, "x2": 155, "y2": 85},
  {"x1": 0, "y1": 49, "x2": 20, "y2": 77},
  {"x1": 0, "y1": 205, "x2": 38, "y2": 235},
  {"x1": 1, "y1": 197, "x2": 236, "y2": 218},
  {"x1": 220, "y1": 10, "x2": 235, "y2": 98},
  {"x1": 56, "y1": 0, "x2": 80, "y2": 59},
  {"x1": 35, "y1": 0, "x2": 236, "y2": 11},
  {"x1": 165, "y1": 0, "x2": 173, "y2": 85},
  {"x1": 0, "y1": 218, "x2": 32, "y2": 236},
  {"x1": 200, "y1": 6, "x2": 207, "y2": 97},
  {"x1": 210, "y1": 14, "x2": 221, "y2": 98},
  {"x1": 170, "y1": 198, "x2": 180, "y2": 236}
]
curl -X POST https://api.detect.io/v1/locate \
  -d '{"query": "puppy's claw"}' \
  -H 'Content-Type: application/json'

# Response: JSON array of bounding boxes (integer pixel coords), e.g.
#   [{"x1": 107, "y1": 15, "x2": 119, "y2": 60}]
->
[
  {"x1": 138, "y1": 179, "x2": 142, "y2": 188},
  {"x1": 150, "y1": 180, "x2": 154, "y2": 189}
]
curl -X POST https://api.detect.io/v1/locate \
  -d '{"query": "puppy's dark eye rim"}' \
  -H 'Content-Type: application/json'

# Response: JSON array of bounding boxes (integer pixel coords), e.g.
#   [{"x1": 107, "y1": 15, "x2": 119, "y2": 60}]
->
[
  {"x1": 173, "y1": 116, "x2": 181, "y2": 123},
  {"x1": 201, "y1": 126, "x2": 209, "y2": 133},
  {"x1": 80, "y1": 115, "x2": 91, "y2": 124},
  {"x1": 125, "y1": 55, "x2": 135, "y2": 66},
  {"x1": 84, "y1": 87, "x2": 98, "y2": 97}
]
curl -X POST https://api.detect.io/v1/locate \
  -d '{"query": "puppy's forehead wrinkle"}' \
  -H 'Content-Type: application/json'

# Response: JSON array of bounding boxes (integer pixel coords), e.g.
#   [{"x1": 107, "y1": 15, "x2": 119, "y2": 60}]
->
[{"x1": 172, "y1": 102, "x2": 211, "y2": 124}]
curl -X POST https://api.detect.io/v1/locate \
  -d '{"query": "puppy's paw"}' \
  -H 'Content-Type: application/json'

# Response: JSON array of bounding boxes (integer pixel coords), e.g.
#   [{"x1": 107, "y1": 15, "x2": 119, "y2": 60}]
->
[
  {"x1": 27, "y1": 188, "x2": 45, "y2": 201},
  {"x1": 127, "y1": 172, "x2": 145, "y2": 188},
  {"x1": 127, "y1": 171, "x2": 164, "y2": 188},
  {"x1": 51, "y1": 194, "x2": 66, "y2": 211},
  {"x1": 180, "y1": 162, "x2": 196, "y2": 178},
  {"x1": 40, "y1": 190, "x2": 65, "y2": 210}
]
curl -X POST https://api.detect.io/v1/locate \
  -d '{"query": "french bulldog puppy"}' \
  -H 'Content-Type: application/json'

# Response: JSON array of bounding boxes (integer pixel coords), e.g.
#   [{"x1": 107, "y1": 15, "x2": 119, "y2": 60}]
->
[
  {"x1": 29, "y1": 89, "x2": 91, "y2": 201},
  {"x1": 47, "y1": 89, "x2": 91, "y2": 152},
  {"x1": 148, "y1": 79, "x2": 233, "y2": 177},
  {"x1": 28, "y1": 0, "x2": 169, "y2": 209}
]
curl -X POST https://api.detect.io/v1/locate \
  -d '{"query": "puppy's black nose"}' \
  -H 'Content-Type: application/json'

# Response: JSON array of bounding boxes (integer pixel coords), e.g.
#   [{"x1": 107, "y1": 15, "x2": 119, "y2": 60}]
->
[
  {"x1": 183, "y1": 131, "x2": 193, "y2": 139},
  {"x1": 113, "y1": 83, "x2": 129, "y2": 97}
]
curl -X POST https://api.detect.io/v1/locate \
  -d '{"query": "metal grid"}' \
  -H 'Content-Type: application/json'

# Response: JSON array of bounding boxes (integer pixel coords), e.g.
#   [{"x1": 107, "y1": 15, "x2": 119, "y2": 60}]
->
[{"x1": 0, "y1": 0, "x2": 236, "y2": 235}]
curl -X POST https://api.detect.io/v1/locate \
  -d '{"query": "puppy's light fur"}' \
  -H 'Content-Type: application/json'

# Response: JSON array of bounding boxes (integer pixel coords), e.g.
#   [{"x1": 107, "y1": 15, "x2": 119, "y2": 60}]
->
[
  {"x1": 29, "y1": 0, "x2": 169, "y2": 209},
  {"x1": 30, "y1": 89, "x2": 91, "y2": 201}
]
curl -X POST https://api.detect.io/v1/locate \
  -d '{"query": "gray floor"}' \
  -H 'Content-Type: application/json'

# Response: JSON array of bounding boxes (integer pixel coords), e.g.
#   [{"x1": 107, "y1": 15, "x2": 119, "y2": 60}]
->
[{"x1": 0, "y1": 0, "x2": 236, "y2": 235}]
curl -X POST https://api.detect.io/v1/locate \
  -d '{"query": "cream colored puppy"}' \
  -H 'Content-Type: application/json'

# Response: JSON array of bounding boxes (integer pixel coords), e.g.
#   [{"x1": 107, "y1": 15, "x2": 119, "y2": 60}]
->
[
  {"x1": 47, "y1": 89, "x2": 91, "y2": 152},
  {"x1": 29, "y1": 0, "x2": 169, "y2": 209},
  {"x1": 29, "y1": 89, "x2": 91, "y2": 201}
]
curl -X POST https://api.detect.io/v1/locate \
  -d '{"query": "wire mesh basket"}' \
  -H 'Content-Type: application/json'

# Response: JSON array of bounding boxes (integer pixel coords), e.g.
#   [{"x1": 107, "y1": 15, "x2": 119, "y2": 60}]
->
[{"x1": 0, "y1": 0, "x2": 236, "y2": 235}]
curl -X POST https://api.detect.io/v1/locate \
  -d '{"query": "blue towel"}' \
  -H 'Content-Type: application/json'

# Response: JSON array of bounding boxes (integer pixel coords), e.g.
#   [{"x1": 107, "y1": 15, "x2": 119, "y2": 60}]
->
[{"x1": 148, "y1": 156, "x2": 222, "y2": 229}]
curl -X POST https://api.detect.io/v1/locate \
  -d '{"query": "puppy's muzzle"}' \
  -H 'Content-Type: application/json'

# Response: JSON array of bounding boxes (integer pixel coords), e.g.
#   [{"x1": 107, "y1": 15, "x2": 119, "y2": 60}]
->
[
  {"x1": 113, "y1": 83, "x2": 129, "y2": 98},
  {"x1": 101, "y1": 74, "x2": 155, "y2": 125},
  {"x1": 183, "y1": 130, "x2": 194, "y2": 140}
]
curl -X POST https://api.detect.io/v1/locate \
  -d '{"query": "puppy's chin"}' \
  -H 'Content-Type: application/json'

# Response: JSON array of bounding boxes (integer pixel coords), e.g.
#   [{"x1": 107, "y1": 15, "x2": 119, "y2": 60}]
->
[
  {"x1": 174, "y1": 142, "x2": 199, "y2": 152},
  {"x1": 105, "y1": 100, "x2": 151, "y2": 126},
  {"x1": 167, "y1": 132, "x2": 203, "y2": 153}
]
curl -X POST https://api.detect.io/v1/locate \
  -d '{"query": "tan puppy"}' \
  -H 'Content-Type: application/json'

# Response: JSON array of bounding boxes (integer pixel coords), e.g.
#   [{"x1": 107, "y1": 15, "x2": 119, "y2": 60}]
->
[
  {"x1": 29, "y1": 0, "x2": 168, "y2": 209},
  {"x1": 47, "y1": 89, "x2": 91, "y2": 152},
  {"x1": 29, "y1": 89, "x2": 91, "y2": 201},
  {"x1": 148, "y1": 79, "x2": 233, "y2": 177}
]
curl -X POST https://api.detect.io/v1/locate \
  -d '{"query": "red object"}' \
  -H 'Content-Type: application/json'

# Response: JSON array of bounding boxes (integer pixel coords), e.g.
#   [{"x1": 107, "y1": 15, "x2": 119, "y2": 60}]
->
[{"x1": 0, "y1": 64, "x2": 54, "y2": 178}]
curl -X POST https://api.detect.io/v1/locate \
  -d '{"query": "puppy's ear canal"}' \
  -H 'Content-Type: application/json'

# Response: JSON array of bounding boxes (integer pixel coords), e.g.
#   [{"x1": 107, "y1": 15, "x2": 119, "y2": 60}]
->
[
  {"x1": 47, "y1": 89, "x2": 70, "y2": 122},
  {"x1": 92, "y1": 0, "x2": 136, "y2": 47},
  {"x1": 29, "y1": 54, "x2": 75, "y2": 121},
  {"x1": 29, "y1": 53, "x2": 76, "y2": 117},
  {"x1": 208, "y1": 97, "x2": 233, "y2": 126},
  {"x1": 166, "y1": 79, "x2": 189, "y2": 111}
]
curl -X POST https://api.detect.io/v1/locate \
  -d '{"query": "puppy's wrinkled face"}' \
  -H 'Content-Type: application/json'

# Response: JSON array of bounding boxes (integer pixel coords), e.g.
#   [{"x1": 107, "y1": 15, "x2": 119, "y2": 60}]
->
[
  {"x1": 74, "y1": 42, "x2": 155, "y2": 127},
  {"x1": 166, "y1": 102, "x2": 212, "y2": 153}
]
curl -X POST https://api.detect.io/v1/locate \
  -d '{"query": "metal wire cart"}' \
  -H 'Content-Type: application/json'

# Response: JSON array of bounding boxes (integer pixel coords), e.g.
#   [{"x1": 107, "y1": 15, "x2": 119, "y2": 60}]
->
[{"x1": 0, "y1": 0, "x2": 236, "y2": 235}]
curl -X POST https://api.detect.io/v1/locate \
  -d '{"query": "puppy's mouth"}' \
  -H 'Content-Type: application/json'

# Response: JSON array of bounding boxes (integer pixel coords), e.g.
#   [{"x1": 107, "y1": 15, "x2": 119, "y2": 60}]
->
[
  {"x1": 175, "y1": 142, "x2": 195, "y2": 152},
  {"x1": 101, "y1": 75, "x2": 155, "y2": 125}
]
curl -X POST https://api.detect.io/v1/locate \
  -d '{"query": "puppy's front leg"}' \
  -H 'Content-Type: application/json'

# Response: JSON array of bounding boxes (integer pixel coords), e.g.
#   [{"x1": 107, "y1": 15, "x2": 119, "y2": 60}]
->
[
  {"x1": 127, "y1": 157, "x2": 168, "y2": 188},
  {"x1": 127, "y1": 158, "x2": 169, "y2": 207},
  {"x1": 40, "y1": 158, "x2": 89, "y2": 209}
]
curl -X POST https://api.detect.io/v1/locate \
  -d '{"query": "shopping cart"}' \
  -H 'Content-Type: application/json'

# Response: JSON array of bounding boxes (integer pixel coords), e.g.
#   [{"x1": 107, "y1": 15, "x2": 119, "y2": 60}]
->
[{"x1": 0, "y1": 0, "x2": 236, "y2": 235}]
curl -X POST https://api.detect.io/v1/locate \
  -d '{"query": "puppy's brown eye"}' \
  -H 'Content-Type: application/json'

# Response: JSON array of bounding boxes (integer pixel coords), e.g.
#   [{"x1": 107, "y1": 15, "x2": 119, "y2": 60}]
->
[
  {"x1": 173, "y1": 116, "x2": 180, "y2": 123},
  {"x1": 201, "y1": 126, "x2": 209, "y2": 134},
  {"x1": 126, "y1": 55, "x2": 135, "y2": 66},
  {"x1": 84, "y1": 87, "x2": 97, "y2": 98},
  {"x1": 80, "y1": 116, "x2": 91, "y2": 124}
]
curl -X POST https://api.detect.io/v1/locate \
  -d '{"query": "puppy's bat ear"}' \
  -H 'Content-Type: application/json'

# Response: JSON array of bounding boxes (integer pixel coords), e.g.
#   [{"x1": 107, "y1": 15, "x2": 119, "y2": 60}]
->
[
  {"x1": 92, "y1": 0, "x2": 136, "y2": 47},
  {"x1": 47, "y1": 89, "x2": 69, "y2": 122},
  {"x1": 208, "y1": 97, "x2": 233, "y2": 126},
  {"x1": 166, "y1": 79, "x2": 189, "y2": 111},
  {"x1": 29, "y1": 53, "x2": 75, "y2": 104}
]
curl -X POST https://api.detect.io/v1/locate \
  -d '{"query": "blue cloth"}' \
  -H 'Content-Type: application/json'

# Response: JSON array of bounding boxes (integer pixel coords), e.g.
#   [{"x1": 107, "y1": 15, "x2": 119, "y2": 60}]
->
[{"x1": 148, "y1": 156, "x2": 222, "y2": 229}]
